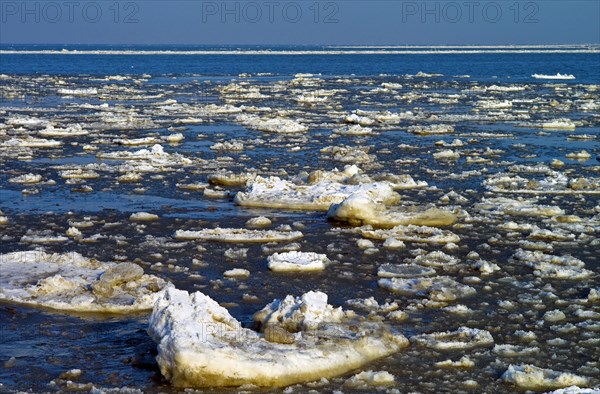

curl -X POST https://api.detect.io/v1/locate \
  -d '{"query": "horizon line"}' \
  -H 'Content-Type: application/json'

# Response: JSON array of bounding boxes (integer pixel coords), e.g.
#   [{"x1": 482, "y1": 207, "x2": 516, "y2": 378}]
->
[{"x1": 2, "y1": 43, "x2": 599, "y2": 47}]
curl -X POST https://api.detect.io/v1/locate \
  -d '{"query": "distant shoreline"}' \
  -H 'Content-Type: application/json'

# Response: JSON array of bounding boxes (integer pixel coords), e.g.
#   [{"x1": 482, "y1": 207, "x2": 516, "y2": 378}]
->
[{"x1": 2, "y1": 48, "x2": 599, "y2": 55}]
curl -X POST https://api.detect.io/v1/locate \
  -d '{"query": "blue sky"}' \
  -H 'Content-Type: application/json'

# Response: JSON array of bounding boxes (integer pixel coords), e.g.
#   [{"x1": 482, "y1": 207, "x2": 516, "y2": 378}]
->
[{"x1": 1, "y1": 1, "x2": 599, "y2": 45}]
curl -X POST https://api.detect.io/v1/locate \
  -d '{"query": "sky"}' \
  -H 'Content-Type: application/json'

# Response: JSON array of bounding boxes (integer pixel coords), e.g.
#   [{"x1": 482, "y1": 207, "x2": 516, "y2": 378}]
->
[{"x1": 1, "y1": 0, "x2": 599, "y2": 45}]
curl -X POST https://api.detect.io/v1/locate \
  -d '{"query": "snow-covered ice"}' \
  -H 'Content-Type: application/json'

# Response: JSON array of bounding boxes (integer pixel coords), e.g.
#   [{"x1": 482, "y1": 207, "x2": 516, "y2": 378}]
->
[
  {"x1": 267, "y1": 251, "x2": 329, "y2": 272},
  {"x1": 0, "y1": 250, "x2": 170, "y2": 313},
  {"x1": 174, "y1": 228, "x2": 303, "y2": 243},
  {"x1": 148, "y1": 288, "x2": 408, "y2": 388},
  {"x1": 502, "y1": 364, "x2": 589, "y2": 390}
]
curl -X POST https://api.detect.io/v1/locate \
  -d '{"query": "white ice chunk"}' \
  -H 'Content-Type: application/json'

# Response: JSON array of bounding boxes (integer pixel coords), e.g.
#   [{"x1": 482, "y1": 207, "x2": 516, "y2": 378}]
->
[
  {"x1": 39, "y1": 124, "x2": 89, "y2": 137},
  {"x1": 267, "y1": 251, "x2": 329, "y2": 272},
  {"x1": 8, "y1": 173, "x2": 42, "y2": 184},
  {"x1": 434, "y1": 355, "x2": 475, "y2": 368},
  {"x1": 512, "y1": 249, "x2": 592, "y2": 280},
  {"x1": 174, "y1": 228, "x2": 303, "y2": 243},
  {"x1": 334, "y1": 124, "x2": 373, "y2": 136},
  {"x1": 545, "y1": 387, "x2": 600, "y2": 394},
  {"x1": 379, "y1": 276, "x2": 476, "y2": 302},
  {"x1": 236, "y1": 175, "x2": 398, "y2": 211},
  {"x1": 408, "y1": 124, "x2": 454, "y2": 135},
  {"x1": 377, "y1": 264, "x2": 436, "y2": 278},
  {"x1": 59, "y1": 169, "x2": 99, "y2": 179},
  {"x1": 433, "y1": 150, "x2": 461, "y2": 160},
  {"x1": 2, "y1": 137, "x2": 61, "y2": 148},
  {"x1": 344, "y1": 370, "x2": 395, "y2": 387},
  {"x1": 148, "y1": 288, "x2": 408, "y2": 388},
  {"x1": 542, "y1": 119, "x2": 576, "y2": 130},
  {"x1": 532, "y1": 73, "x2": 575, "y2": 80},
  {"x1": 411, "y1": 327, "x2": 494, "y2": 350},
  {"x1": 223, "y1": 268, "x2": 250, "y2": 278},
  {"x1": 502, "y1": 364, "x2": 589, "y2": 390},
  {"x1": 130, "y1": 212, "x2": 159, "y2": 221},
  {"x1": 328, "y1": 192, "x2": 456, "y2": 228},
  {"x1": 362, "y1": 225, "x2": 460, "y2": 244},
  {"x1": 0, "y1": 250, "x2": 170, "y2": 313},
  {"x1": 97, "y1": 144, "x2": 192, "y2": 166},
  {"x1": 236, "y1": 114, "x2": 307, "y2": 133}
]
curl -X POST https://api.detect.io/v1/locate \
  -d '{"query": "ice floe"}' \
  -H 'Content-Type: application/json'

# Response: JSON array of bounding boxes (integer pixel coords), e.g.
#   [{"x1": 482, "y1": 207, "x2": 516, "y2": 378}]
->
[
  {"x1": 245, "y1": 216, "x2": 272, "y2": 228},
  {"x1": 512, "y1": 249, "x2": 593, "y2": 280},
  {"x1": 484, "y1": 172, "x2": 600, "y2": 195},
  {"x1": 435, "y1": 355, "x2": 475, "y2": 368},
  {"x1": 208, "y1": 171, "x2": 256, "y2": 186},
  {"x1": 0, "y1": 250, "x2": 170, "y2": 313},
  {"x1": 8, "y1": 173, "x2": 42, "y2": 184},
  {"x1": 344, "y1": 370, "x2": 395, "y2": 387},
  {"x1": 235, "y1": 173, "x2": 398, "y2": 211},
  {"x1": 39, "y1": 124, "x2": 89, "y2": 137},
  {"x1": 236, "y1": 114, "x2": 307, "y2": 133},
  {"x1": 223, "y1": 268, "x2": 250, "y2": 278},
  {"x1": 129, "y1": 212, "x2": 159, "y2": 222},
  {"x1": 327, "y1": 192, "x2": 456, "y2": 228},
  {"x1": 408, "y1": 124, "x2": 454, "y2": 135},
  {"x1": 267, "y1": 251, "x2": 329, "y2": 272},
  {"x1": 2, "y1": 137, "x2": 62, "y2": 148},
  {"x1": 97, "y1": 144, "x2": 192, "y2": 166},
  {"x1": 476, "y1": 197, "x2": 565, "y2": 217},
  {"x1": 542, "y1": 119, "x2": 576, "y2": 130},
  {"x1": 148, "y1": 288, "x2": 408, "y2": 388},
  {"x1": 377, "y1": 264, "x2": 436, "y2": 278},
  {"x1": 532, "y1": 73, "x2": 576, "y2": 80},
  {"x1": 379, "y1": 276, "x2": 476, "y2": 302},
  {"x1": 361, "y1": 225, "x2": 461, "y2": 244},
  {"x1": 545, "y1": 388, "x2": 600, "y2": 394},
  {"x1": 502, "y1": 364, "x2": 589, "y2": 390},
  {"x1": 410, "y1": 327, "x2": 494, "y2": 350},
  {"x1": 333, "y1": 124, "x2": 373, "y2": 136},
  {"x1": 174, "y1": 228, "x2": 303, "y2": 243}
]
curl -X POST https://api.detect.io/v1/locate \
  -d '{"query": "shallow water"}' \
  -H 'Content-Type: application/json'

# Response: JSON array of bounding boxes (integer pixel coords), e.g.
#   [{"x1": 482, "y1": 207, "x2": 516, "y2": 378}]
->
[{"x1": 0, "y1": 46, "x2": 599, "y2": 393}]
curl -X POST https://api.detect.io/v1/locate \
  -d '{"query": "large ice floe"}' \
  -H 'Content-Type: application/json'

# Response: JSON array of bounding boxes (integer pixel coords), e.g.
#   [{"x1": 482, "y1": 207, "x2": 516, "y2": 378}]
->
[
  {"x1": 97, "y1": 144, "x2": 192, "y2": 166},
  {"x1": 328, "y1": 192, "x2": 456, "y2": 228},
  {"x1": 511, "y1": 249, "x2": 593, "y2": 280},
  {"x1": 174, "y1": 228, "x2": 303, "y2": 243},
  {"x1": 235, "y1": 166, "x2": 399, "y2": 211},
  {"x1": 38, "y1": 124, "x2": 89, "y2": 137},
  {"x1": 148, "y1": 288, "x2": 408, "y2": 388},
  {"x1": 236, "y1": 114, "x2": 308, "y2": 133},
  {"x1": 0, "y1": 250, "x2": 170, "y2": 313},
  {"x1": 407, "y1": 124, "x2": 454, "y2": 135},
  {"x1": 410, "y1": 327, "x2": 494, "y2": 350},
  {"x1": 361, "y1": 225, "x2": 461, "y2": 244},
  {"x1": 234, "y1": 166, "x2": 446, "y2": 227},
  {"x1": 532, "y1": 73, "x2": 576, "y2": 80},
  {"x1": 484, "y1": 172, "x2": 600, "y2": 195},
  {"x1": 1, "y1": 137, "x2": 62, "y2": 148},
  {"x1": 542, "y1": 118, "x2": 577, "y2": 130},
  {"x1": 502, "y1": 364, "x2": 590, "y2": 391},
  {"x1": 476, "y1": 197, "x2": 565, "y2": 217},
  {"x1": 378, "y1": 276, "x2": 476, "y2": 302},
  {"x1": 267, "y1": 251, "x2": 330, "y2": 272}
]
